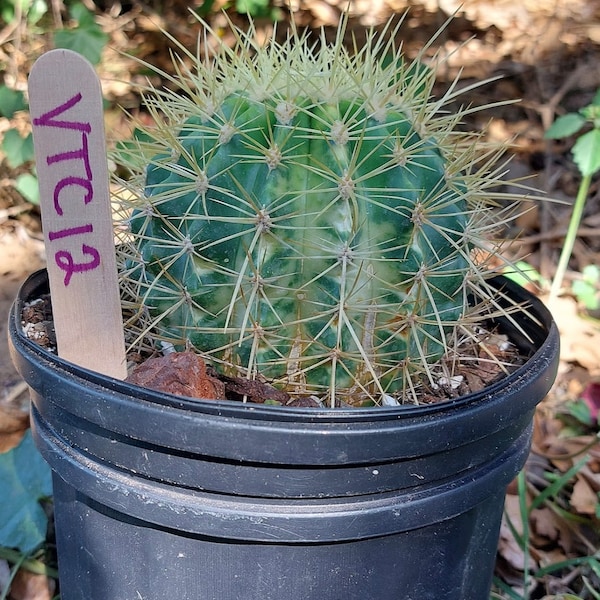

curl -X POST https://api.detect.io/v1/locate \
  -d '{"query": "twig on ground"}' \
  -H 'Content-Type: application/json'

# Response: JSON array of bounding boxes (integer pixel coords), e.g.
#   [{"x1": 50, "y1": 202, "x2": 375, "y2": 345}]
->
[{"x1": 2, "y1": 381, "x2": 28, "y2": 405}]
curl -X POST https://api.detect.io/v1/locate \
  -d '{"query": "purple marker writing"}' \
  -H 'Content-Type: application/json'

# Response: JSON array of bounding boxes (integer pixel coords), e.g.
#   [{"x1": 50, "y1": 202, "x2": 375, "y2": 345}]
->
[{"x1": 33, "y1": 92, "x2": 101, "y2": 286}]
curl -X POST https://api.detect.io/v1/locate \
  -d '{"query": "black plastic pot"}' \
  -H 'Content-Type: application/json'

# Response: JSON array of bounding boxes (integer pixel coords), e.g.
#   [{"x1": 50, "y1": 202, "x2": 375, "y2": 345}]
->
[{"x1": 9, "y1": 269, "x2": 559, "y2": 600}]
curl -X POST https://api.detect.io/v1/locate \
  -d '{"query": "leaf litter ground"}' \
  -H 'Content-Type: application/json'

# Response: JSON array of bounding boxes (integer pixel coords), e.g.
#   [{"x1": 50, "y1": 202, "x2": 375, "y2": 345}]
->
[{"x1": 2, "y1": 0, "x2": 600, "y2": 598}]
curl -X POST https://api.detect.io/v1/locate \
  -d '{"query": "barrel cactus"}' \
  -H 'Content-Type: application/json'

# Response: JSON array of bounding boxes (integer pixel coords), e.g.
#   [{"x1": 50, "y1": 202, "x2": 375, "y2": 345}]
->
[{"x1": 116, "y1": 15, "x2": 518, "y2": 407}]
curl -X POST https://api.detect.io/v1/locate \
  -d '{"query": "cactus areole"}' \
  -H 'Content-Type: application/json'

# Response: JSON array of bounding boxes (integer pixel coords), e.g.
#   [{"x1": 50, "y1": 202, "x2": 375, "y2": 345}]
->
[{"x1": 119, "y1": 16, "x2": 517, "y2": 407}]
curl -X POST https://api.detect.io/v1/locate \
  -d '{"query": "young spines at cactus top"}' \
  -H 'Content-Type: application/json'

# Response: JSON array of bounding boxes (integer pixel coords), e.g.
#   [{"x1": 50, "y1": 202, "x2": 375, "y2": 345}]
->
[{"x1": 116, "y1": 15, "x2": 520, "y2": 407}]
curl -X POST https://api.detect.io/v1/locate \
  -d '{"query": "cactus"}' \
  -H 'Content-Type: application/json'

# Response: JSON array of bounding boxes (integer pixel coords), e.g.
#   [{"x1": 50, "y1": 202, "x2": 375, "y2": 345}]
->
[{"x1": 116, "y1": 16, "x2": 518, "y2": 407}]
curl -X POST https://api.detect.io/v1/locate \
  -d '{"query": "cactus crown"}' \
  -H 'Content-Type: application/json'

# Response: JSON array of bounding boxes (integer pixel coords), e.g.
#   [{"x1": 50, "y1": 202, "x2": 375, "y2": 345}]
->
[{"x1": 115, "y1": 14, "x2": 524, "y2": 407}]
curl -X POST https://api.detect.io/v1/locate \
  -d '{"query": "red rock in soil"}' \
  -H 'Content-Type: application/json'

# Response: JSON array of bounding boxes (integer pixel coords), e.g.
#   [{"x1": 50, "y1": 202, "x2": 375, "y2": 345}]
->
[{"x1": 126, "y1": 351, "x2": 226, "y2": 400}]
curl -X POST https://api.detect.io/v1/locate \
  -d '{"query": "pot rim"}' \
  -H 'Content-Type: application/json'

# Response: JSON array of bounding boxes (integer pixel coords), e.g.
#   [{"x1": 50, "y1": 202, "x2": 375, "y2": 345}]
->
[
  {"x1": 11, "y1": 268, "x2": 558, "y2": 422},
  {"x1": 10, "y1": 269, "x2": 560, "y2": 464}
]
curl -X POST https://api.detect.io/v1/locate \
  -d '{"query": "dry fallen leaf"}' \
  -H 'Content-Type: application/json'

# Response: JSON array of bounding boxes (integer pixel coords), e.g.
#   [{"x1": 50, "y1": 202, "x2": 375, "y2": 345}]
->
[
  {"x1": 579, "y1": 463, "x2": 600, "y2": 493},
  {"x1": 548, "y1": 295, "x2": 600, "y2": 376},
  {"x1": 7, "y1": 569, "x2": 55, "y2": 600},
  {"x1": 498, "y1": 495, "x2": 540, "y2": 572},
  {"x1": 534, "y1": 547, "x2": 569, "y2": 572},
  {"x1": 0, "y1": 401, "x2": 29, "y2": 453},
  {"x1": 532, "y1": 409, "x2": 597, "y2": 471},
  {"x1": 570, "y1": 475, "x2": 599, "y2": 515},
  {"x1": 530, "y1": 506, "x2": 574, "y2": 553}
]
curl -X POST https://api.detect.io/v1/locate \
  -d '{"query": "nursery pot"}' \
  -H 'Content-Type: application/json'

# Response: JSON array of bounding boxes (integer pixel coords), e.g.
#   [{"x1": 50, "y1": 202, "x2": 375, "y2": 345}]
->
[{"x1": 9, "y1": 269, "x2": 559, "y2": 600}]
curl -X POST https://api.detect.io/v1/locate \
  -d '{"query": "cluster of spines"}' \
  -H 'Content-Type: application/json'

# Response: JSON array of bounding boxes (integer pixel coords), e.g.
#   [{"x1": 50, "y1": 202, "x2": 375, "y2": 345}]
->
[{"x1": 114, "y1": 14, "x2": 519, "y2": 406}]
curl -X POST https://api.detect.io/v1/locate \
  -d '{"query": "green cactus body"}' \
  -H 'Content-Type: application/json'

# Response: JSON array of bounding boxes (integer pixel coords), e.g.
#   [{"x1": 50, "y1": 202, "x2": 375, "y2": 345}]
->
[{"x1": 119, "y1": 19, "x2": 506, "y2": 406}]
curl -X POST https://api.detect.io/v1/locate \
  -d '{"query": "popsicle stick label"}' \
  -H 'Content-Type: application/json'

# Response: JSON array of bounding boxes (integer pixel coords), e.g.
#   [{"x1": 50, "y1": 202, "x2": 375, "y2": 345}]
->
[{"x1": 29, "y1": 49, "x2": 127, "y2": 379}]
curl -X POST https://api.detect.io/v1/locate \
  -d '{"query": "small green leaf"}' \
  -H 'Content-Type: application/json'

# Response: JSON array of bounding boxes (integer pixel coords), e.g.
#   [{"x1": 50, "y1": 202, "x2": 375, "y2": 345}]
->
[
  {"x1": 22, "y1": 0, "x2": 48, "y2": 27},
  {"x1": 572, "y1": 264, "x2": 600, "y2": 310},
  {"x1": 15, "y1": 172, "x2": 40, "y2": 205},
  {"x1": 582, "y1": 263, "x2": 600, "y2": 283},
  {"x1": 572, "y1": 129, "x2": 600, "y2": 176},
  {"x1": 235, "y1": 0, "x2": 271, "y2": 17},
  {"x1": 581, "y1": 103, "x2": 600, "y2": 122},
  {"x1": 1, "y1": 0, "x2": 47, "y2": 24},
  {"x1": 589, "y1": 557, "x2": 600, "y2": 578},
  {"x1": 53, "y1": 3, "x2": 108, "y2": 65},
  {"x1": 69, "y1": 1, "x2": 96, "y2": 25},
  {"x1": 503, "y1": 260, "x2": 547, "y2": 288},
  {"x1": 1, "y1": 0, "x2": 23, "y2": 23},
  {"x1": 565, "y1": 398, "x2": 593, "y2": 426},
  {"x1": 54, "y1": 27, "x2": 108, "y2": 66},
  {"x1": 193, "y1": 0, "x2": 216, "y2": 16},
  {"x1": 1, "y1": 129, "x2": 35, "y2": 168},
  {"x1": 0, "y1": 430, "x2": 53, "y2": 554},
  {"x1": 592, "y1": 88, "x2": 600, "y2": 107},
  {"x1": 0, "y1": 86, "x2": 28, "y2": 118},
  {"x1": 572, "y1": 280, "x2": 599, "y2": 311},
  {"x1": 545, "y1": 112, "x2": 586, "y2": 139},
  {"x1": 27, "y1": 0, "x2": 47, "y2": 24}
]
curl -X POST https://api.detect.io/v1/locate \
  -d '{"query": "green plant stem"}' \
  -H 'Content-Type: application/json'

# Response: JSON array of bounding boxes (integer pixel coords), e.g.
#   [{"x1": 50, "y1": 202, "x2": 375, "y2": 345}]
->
[
  {"x1": 529, "y1": 455, "x2": 589, "y2": 511},
  {"x1": 0, "y1": 546, "x2": 59, "y2": 579},
  {"x1": 549, "y1": 173, "x2": 593, "y2": 301},
  {"x1": 517, "y1": 470, "x2": 531, "y2": 600},
  {"x1": 535, "y1": 554, "x2": 600, "y2": 578},
  {"x1": 0, "y1": 549, "x2": 26, "y2": 600},
  {"x1": 490, "y1": 577, "x2": 523, "y2": 599}
]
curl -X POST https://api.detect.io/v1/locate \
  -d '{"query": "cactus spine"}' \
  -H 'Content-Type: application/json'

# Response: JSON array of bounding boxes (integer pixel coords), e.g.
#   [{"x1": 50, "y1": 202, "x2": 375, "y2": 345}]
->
[{"x1": 117, "y1": 16, "x2": 516, "y2": 406}]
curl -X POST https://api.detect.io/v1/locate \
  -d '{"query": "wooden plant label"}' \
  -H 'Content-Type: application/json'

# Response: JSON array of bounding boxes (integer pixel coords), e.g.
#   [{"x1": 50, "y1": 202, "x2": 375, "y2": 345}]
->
[{"x1": 28, "y1": 49, "x2": 127, "y2": 379}]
